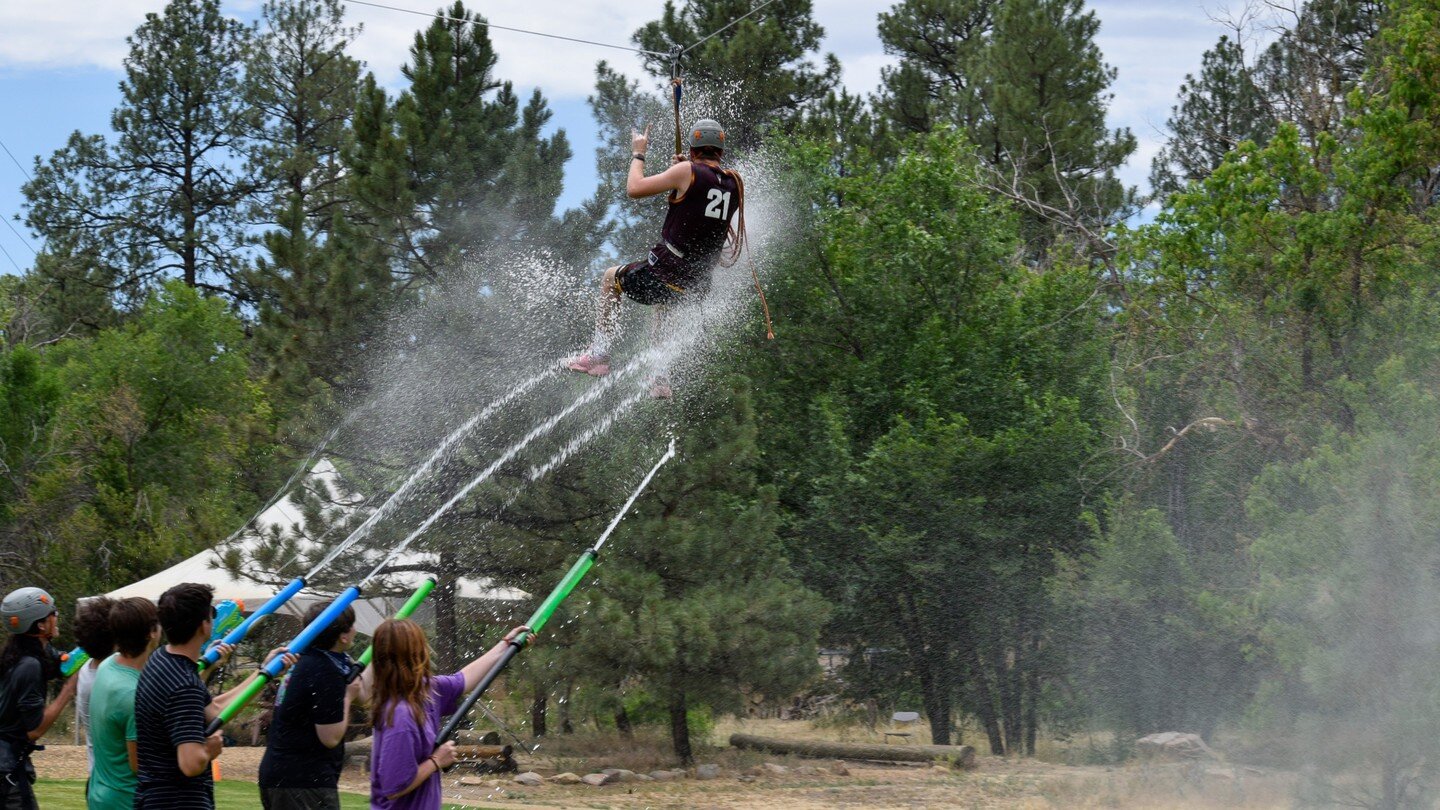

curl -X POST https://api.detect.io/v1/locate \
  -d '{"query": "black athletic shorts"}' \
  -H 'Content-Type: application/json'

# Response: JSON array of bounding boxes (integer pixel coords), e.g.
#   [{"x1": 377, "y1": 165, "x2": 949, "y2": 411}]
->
[
  {"x1": 615, "y1": 246, "x2": 709, "y2": 306},
  {"x1": 260, "y1": 787, "x2": 341, "y2": 810}
]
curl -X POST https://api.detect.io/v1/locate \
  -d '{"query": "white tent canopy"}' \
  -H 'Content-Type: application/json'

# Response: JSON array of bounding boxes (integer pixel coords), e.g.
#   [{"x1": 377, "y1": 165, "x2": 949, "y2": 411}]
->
[{"x1": 99, "y1": 459, "x2": 526, "y2": 635}]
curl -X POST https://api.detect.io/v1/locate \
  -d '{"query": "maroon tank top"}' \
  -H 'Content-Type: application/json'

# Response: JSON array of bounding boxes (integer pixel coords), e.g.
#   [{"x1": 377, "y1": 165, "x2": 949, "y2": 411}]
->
[{"x1": 660, "y1": 162, "x2": 740, "y2": 268}]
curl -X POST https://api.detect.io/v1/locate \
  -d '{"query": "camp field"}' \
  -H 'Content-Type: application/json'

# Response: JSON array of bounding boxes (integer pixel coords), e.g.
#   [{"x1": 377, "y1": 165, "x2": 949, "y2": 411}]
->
[{"x1": 29, "y1": 716, "x2": 1303, "y2": 810}]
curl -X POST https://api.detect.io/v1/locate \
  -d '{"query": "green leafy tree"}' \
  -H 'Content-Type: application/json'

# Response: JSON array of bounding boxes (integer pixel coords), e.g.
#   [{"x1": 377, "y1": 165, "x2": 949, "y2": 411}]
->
[
  {"x1": 23, "y1": 0, "x2": 257, "y2": 301},
  {"x1": 1, "y1": 283, "x2": 275, "y2": 616},
  {"x1": 1050, "y1": 497, "x2": 1256, "y2": 741},
  {"x1": 749, "y1": 133, "x2": 1108, "y2": 753},
  {"x1": 1248, "y1": 365, "x2": 1440, "y2": 809}
]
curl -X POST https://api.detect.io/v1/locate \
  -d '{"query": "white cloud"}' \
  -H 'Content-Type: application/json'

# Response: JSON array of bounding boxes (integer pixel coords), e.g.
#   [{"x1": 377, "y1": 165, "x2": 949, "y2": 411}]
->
[{"x1": 0, "y1": 1, "x2": 158, "y2": 69}]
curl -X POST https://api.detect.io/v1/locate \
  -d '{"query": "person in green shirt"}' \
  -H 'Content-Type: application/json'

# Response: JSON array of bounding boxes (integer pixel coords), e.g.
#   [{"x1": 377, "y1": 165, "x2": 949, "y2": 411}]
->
[{"x1": 87, "y1": 597, "x2": 160, "y2": 809}]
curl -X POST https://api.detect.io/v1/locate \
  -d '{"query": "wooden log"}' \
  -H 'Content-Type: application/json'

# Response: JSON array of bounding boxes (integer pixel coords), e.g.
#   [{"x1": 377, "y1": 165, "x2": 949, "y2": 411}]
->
[
  {"x1": 453, "y1": 744, "x2": 512, "y2": 760},
  {"x1": 729, "y1": 733, "x2": 976, "y2": 768}
]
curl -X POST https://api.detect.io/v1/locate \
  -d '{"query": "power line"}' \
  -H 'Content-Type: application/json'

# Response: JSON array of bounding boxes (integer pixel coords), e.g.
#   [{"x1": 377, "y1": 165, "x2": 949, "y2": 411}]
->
[
  {"x1": 683, "y1": 0, "x2": 779, "y2": 56},
  {"x1": 0, "y1": 137, "x2": 32, "y2": 182},
  {"x1": 0, "y1": 215, "x2": 36, "y2": 257},
  {"x1": 345, "y1": 0, "x2": 669, "y2": 57},
  {"x1": 0, "y1": 241, "x2": 22, "y2": 274}
]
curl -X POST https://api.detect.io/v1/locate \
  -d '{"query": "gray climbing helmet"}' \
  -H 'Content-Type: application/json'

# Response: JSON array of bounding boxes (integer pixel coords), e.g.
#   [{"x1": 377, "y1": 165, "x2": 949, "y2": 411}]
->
[
  {"x1": 690, "y1": 119, "x2": 726, "y2": 152},
  {"x1": 2, "y1": 587, "x2": 56, "y2": 635}
]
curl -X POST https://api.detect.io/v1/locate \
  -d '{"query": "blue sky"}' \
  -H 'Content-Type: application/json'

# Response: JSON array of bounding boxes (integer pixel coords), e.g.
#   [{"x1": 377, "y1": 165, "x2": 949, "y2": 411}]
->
[{"x1": 0, "y1": 0, "x2": 1250, "y2": 276}]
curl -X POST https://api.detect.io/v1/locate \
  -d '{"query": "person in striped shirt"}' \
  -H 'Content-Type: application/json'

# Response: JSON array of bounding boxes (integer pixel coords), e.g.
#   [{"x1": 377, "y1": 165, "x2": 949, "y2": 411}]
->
[{"x1": 133, "y1": 583, "x2": 294, "y2": 810}]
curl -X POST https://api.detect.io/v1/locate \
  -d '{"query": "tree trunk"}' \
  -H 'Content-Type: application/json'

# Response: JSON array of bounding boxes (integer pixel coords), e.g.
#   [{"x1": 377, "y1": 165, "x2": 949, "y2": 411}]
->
[
  {"x1": 669, "y1": 691, "x2": 692, "y2": 764},
  {"x1": 918, "y1": 668, "x2": 951, "y2": 746},
  {"x1": 729, "y1": 734, "x2": 976, "y2": 768},
  {"x1": 614, "y1": 705, "x2": 633, "y2": 738},
  {"x1": 1000, "y1": 651, "x2": 1023, "y2": 757},
  {"x1": 434, "y1": 551, "x2": 459, "y2": 671},
  {"x1": 1024, "y1": 652, "x2": 1039, "y2": 757},
  {"x1": 560, "y1": 681, "x2": 574, "y2": 734},
  {"x1": 531, "y1": 687, "x2": 547, "y2": 738},
  {"x1": 973, "y1": 652, "x2": 1006, "y2": 755}
]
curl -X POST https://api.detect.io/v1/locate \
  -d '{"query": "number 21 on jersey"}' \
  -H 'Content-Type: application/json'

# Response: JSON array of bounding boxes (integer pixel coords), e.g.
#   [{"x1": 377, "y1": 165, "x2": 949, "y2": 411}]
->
[{"x1": 705, "y1": 188, "x2": 732, "y2": 220}]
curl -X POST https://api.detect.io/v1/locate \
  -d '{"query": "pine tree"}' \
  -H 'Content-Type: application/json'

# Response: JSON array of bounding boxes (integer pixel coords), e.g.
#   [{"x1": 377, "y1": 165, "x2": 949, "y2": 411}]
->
[
  {"x1": 875, "y1": 0, "x2": 995, "y2": 135},
  {"x1": 977, "y1": 0, "x2": 1135, "y2": 252},
  {"x1": 353, "y1": 2, "x2": 572, "y2": 284},
  {"x1": 22, "y1": 0, "x2": 257, "y2": 300},
  {"x1": 1253, "y1": 0, "x2": 1386, "y2": 147},
  {"x1": 1150, "y1": 35, "x2": 1273, "y2": 198},
  {"x1": 242, "y1": 0, "x2": 390, "y2": 405},
  {"x1": 563, "y1": 379, "x2": 828, "y2": 762},
  {"x1": 632, "y1": 0, "x2": 840, "y2": 149},
  {"x1": 875, "y1": 0, "x2": 1135, "y2": 255}
]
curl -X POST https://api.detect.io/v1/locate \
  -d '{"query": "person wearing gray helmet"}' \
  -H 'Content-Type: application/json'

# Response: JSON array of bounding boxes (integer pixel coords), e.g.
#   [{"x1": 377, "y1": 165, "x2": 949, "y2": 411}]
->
[
  {"x1": 566, "y1": 118, "x2": 747, "y2": 399},
  {"x1": 0, "y1": 587, "x2": 78, "y2": 809}
]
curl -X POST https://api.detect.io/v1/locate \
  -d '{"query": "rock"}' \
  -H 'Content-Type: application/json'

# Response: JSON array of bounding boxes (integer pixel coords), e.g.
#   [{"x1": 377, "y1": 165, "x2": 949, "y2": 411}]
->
[
  {"x1": 549, "y1": 772, "x2": 582, "y2": 785},
  {"x1": 458, "y1": 776, "x2": 486, "y2": 786},
  {"x1": 635, "y1": 773, "x2": 654, "y2": 782},
  {"x1": 648, "y1": 770, "x2": 681, "y2": 782},
  {"x1": 1135, "y1": 732, "x2": 1218, "y2": 761},
  {"x1": 601, "y1": 768, "x2": 637, "y2": 782},
  {"x1": 1205, "y1": 768, "x2": 1235, "y2": 781},
  {"x1": 694, "y1": 763, "x2": 722, "y2": 780},
  {"x1": 738, "y1": 775, "x2": 757, "y2": 783},
  {"x1": 581, "y1": 773, "x2": 614, "y2": 787},
  {"x1": 512, "y1": 772, "x2": 543, "y2": 787},
  {"x1": 762, "y1": 763, "x2": 789, "y2": 775},
  {"x1": 742, "y1": 766, "x2": 764, "y2": 777},
  {"x1": 794, "y1": 765, "x2": 820, "y2": 776},
  {"x1": 829, "y1": 760, "x2": 850, "y2": 776}
]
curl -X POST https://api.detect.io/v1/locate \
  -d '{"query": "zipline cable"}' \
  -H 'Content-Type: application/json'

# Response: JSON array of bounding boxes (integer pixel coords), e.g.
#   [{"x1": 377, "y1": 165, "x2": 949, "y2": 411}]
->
[
  {"x1": 0, "y1": 137, "x2": 32, "y2": 181},
  {"x1": 344, "y1": 0, "x2": 669, "y2": 57},
  {"x1": 681, "y1": 0, "x2": 780, "y2": 56}
]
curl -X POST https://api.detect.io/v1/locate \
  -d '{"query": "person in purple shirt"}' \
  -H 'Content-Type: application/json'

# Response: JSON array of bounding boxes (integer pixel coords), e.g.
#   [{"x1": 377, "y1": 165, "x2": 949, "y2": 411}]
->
[{"x1": 364, "y1": 620, "x2": 527, "y2": 810}]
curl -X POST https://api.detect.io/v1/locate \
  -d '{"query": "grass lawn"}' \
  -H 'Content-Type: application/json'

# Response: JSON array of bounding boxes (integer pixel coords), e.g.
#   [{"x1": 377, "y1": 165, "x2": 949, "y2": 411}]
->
[{"x1": 35, "y1": 780, "x2": 495, "y2": 809}]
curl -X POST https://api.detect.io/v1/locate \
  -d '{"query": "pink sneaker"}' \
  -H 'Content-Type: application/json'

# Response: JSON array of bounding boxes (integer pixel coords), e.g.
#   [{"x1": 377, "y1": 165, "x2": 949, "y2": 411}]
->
[
  {"x1": 565, "y1": 351, "x2": 611, "y2": 377},
  {"x1": 649, "y1": 375, "x2": 673, "y2": 400}
]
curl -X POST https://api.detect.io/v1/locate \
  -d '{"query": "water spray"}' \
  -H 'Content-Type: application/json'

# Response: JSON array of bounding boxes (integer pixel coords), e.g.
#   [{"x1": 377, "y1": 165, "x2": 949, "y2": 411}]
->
[
  {"x1": 347, "y1": 577, "x2": 437, "y2": 683},
  {"x1": 197, "y1": 369, "x2": 555, "y2": 668},
  {"x1": 435, "y1": 439, "x2": 677, "y2": 748}
]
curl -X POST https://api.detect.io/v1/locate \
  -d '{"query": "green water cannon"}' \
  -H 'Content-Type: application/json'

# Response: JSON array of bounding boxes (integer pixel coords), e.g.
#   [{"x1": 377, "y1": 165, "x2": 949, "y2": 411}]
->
[
  {"x1": 347, "y1": 577, "x2": 437, "y2": 683},
  {"x1": 435, "y1": 440, "x2": 676, "y2": 748}
]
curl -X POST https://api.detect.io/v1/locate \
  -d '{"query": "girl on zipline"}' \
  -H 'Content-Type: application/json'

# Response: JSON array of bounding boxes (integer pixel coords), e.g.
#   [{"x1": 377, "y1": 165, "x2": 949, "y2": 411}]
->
[{"x1": 566, "y1": 118, "x2": 747, "y2": 398}]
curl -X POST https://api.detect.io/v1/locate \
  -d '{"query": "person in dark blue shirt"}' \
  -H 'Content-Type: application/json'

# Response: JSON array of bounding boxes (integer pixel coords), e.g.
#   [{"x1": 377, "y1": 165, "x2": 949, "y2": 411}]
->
[{"x1": 257, "y1": 600, "x2": 359, "y2": 810}]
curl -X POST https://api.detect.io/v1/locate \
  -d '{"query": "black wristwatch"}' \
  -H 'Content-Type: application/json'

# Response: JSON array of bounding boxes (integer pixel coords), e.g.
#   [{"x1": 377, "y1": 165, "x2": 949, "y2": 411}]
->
[{"x1": 632, "y1": 153, "x2": 646, "y2": 162}]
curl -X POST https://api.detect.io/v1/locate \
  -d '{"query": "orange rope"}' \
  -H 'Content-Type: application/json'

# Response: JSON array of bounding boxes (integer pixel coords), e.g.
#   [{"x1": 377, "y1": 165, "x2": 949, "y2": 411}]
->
[{"x1": 747, "y1": 247, "x2": 774, "y2": 340}]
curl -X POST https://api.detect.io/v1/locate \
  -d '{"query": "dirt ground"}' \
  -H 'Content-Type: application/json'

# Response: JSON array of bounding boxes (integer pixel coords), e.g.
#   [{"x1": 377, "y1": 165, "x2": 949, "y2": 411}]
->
[{"x1": 36, "y1": 714, "x2": 1296, "y2": 801}]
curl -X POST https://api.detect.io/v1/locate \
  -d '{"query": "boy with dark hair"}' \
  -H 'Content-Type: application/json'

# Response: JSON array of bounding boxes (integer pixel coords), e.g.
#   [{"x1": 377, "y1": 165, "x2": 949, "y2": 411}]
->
[
  {"x1": 87, "y1": 597, "x2": 160, "y2": 809},
  {"x1": 0, "y1": 586, "x2": 77, "y2": 809},
  {"x1": 134, "y1": 583, "x2": 294, "y2": 810},
  {"x1": 72, "y1": 596, "x2": 115, "y2": 769},
  {"x1": 257, "y1": 600, "x2": 359, "y2": 810}
]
